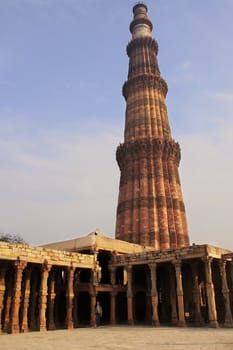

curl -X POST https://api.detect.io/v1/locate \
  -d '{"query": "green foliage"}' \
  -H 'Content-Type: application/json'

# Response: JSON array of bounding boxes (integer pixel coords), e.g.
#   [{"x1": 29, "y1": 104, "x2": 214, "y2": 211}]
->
[{"x1": 0, "y1": 233, "x2": 27, "y2": 244}]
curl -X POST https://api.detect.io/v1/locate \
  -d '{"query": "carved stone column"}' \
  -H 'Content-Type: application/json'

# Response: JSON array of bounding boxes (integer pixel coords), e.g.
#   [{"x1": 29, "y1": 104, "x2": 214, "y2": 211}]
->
[
  {"x1": 191, "y1": 262, "x2": 202, "y2": 325},
  {"x1": 203, "y1": 257, "x2": 218, "y2": 327},
  {"x1": 110, "y1": 292, "x2": 116, "y2": 324},
  {"x1": 47, "y1": 269, "x2": 56, "y2": 330},
  {"x1": 9, "y1": 260, "x2": 27, "y2": 333},
  {"x1": 110, "y1": 266, "x2": 116, "y2": 286},
  {"x1": 173, "y1": 260, "x2": 185, "y2": 327},
  {"x1": 149, "y1": 263, "x2": 159, "y2": 326},
  {"x1": 220, "y1": 259, "x2": 233, "y2": 327},
  {"x1": 90, "y1": 291, "x2": 97, "y2": 327},
  {"x1": 21, "y1": 267, "x2": 32, "y2": 332},
  {"x1": 2, "y1": 275, "x2": 12, "y2": 333},
  {"x1": 38, "y1": 262, "x2": 51, "y2": 331},
  {"x1": 65, "y1": 266, "x2": 74, "y2": 329},
  {"x1": 169, "y1": 266, "x2": 178, "y2": 325},
  {"x1": 0, "y1": 267, "x2": 7, "y2": 334},
  {"x1": 126, "y1": 265, "x2": 133, "y2": 325}
]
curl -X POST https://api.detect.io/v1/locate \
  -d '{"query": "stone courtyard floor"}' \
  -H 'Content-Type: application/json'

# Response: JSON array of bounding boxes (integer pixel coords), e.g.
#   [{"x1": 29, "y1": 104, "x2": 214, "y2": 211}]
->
[{"x1": 1, "y1": 326, "x2": 233, "y2": 350}]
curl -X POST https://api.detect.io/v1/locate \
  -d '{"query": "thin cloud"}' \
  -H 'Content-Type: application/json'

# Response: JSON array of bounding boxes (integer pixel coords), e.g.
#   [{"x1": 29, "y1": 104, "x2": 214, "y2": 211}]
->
[
  {"x1": 179, "y1": 120, "x2": 233, "y2": 250},
  {"x1": 214, "y1": 92, "x2": 233, "y2": 102},
  {"x1": 0, "y1": 124, "x2": 120, "y2": 244}
]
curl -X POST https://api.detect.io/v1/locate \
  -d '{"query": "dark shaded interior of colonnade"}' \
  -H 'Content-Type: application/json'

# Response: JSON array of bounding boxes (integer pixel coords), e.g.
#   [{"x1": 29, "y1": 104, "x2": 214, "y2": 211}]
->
[
  {"x1": 157, "y1": 263, "x2": 173, "y2": 325},
  {"x1": 132, "y1": 265, "x2": 151, "y2": 324},
  {"x1": 226, "y1": 262, "x2": 233, "y2": 317},
  {"x1": 116, "y1": 292, "x2": 127, "y2": 323},
  {"x1": 97, "y1": 292, "x2": 110, "y2": 324},
  {"x1": 77, "y1": 291, "x2": 90, "y2": 326}
]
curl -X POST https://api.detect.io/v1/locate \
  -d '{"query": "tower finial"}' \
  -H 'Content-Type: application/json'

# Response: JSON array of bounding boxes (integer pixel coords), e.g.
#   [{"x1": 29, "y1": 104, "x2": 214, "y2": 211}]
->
[{"x1": 130, "y1": 3, "x2": 152, "y2": 39}]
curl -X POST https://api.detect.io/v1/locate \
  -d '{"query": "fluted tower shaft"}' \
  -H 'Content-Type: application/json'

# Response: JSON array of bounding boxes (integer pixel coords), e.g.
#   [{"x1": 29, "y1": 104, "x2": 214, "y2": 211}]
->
[{"x1": 115, "y1": 4, "x2": 189, "y2": 250}]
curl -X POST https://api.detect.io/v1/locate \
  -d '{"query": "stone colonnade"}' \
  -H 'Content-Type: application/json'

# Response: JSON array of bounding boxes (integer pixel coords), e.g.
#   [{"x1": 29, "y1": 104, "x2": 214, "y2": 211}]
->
[
  {"x1": 1, "y1": 242, "x2": 233, "y2": 333},
  {"x1": 0, "y1": 242, "x2": 94, "y2": 334},
  {"x1": 110, "y1": 254, "x2": 233, "y2": 328}
]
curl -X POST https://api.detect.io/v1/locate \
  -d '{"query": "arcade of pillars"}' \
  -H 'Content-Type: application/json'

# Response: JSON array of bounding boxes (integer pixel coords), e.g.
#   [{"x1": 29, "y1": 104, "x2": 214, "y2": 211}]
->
[
  {"x1": 110, "y1": 248, "x2": 233, "y2": 328},
  {"x1": 1, "y1": 243, "x2": 233, "y2": 333}
]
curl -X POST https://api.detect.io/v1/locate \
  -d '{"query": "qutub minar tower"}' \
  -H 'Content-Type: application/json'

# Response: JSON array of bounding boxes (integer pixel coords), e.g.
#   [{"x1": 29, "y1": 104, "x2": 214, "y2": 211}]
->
[
  {"x1": 116, "y1": 3, "x2": 189, "y2": 250},
  {"x1": 1, "y1": 2, "x2": 233, "y2": 335}
]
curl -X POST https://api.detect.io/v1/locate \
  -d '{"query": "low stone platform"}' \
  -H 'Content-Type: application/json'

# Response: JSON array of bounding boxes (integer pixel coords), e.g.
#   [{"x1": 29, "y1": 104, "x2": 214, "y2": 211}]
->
[{"x1": 1, "y1": 326, "x2": 233, "y2": 350}]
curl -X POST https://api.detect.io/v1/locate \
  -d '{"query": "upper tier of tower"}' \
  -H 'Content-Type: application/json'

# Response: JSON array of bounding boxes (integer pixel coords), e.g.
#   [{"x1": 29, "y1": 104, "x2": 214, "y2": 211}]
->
[
  {"x1": 130, "y1": 3, "x2": 153, "y2": 39},
  {"x1": 122, "y1": 3, "x2": 171, "y2": 143}
]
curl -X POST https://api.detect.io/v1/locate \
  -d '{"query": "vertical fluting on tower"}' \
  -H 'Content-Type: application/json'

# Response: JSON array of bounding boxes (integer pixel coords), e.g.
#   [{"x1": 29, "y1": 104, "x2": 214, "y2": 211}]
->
[{"x1": 115, "y1": 4, "x2": 190, "y2": 249}]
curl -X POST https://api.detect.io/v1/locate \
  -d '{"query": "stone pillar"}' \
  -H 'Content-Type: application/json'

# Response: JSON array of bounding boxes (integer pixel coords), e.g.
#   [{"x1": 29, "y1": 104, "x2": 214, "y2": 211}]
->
[
  {"x1": 21, "y1": 267, "x2": 32, "y2": 332},
  {"x1": 110, "y1": 292, "x2": 116, "y2": 324},
  {"x1": 191, "y1": 262, "x2": 202, "y2": 326},
  {"x1": 173, "y1": 260, "x2": 185, "y2": 327},
  {"x1": 47, "y1": 269, "x2": 56, "y2": 330},
  {"x1": 2, "y1": 276, "x2": 12, "y2": 333},
  {"x1": 110, "y1": 266, "x2": 116, "y2": 285},
  {"x1": 109, "y1": 265, "x2": 116, "y2": 324},
  {"x1": 90, "y1": 292, "x2": 97, "y2": 327},
  {"x1": 0, "y1": 267, "x2": 7, "y2": 334},
  {"x1": 203, "y1": 257, "x2": 218, "y2": 327},
  {"x1": 38, "y1": 262, "x2": 51, "y2": 331},
  {"x1": 220, "y1": 259, "x2": 233, "y2": 327},
  {"x1": 149, "y1": 263, "x2": 159, "y2": 326},
  {"x1": 126, "y1": 265, "x2": 133, "y2": 325},
  {"x1": 9, "y1": 260, "x2": 27, "y2": 333},
  {"x1": 169, "y1": 266, "x2": 178, "y2": 325},
  {"x1": 65, "y1": 266, "x2": 74, "y2": 329}
]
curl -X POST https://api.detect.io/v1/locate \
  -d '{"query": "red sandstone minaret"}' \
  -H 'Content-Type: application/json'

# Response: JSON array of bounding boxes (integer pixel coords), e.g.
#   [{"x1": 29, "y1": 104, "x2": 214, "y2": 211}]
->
[{"x1": 115, "y1": 3, "x2": 190, "y2": 250}]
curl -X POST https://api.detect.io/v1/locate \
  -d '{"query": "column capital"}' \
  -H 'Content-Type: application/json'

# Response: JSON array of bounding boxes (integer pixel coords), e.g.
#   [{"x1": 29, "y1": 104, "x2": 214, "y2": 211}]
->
[
  {"x1": 41, "y1": 260, "x2": 52, "y2": 272},
  {"x1": 201, "y1": 256, "x2": 213, "y2": 265},
  {"x1": 14, "y1": 259, "x2": 27, "y2": 271},
  {"x1": 126, "y1": 264, "x2": 133, "y2": 272},
  {"x1": 148, "y1": 262, "x2": 157, "y2": 271}
]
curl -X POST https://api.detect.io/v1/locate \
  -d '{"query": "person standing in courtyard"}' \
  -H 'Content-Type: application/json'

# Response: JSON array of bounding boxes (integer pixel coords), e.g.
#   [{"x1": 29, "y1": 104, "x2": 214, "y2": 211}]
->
[{"x1": 95, "y1": 301, "x2": 102, "y2": 326}]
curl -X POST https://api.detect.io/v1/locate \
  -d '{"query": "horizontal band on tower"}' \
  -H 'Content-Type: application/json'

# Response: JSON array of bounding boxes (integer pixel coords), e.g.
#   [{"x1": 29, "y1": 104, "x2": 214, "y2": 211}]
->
[
  {"x1": 116, "y1": 196, "x2": 186, "y2": 213},
  {"x1": 127, "y1": 36, "x2": 158, "y2": 57},
  {"x1": 123, "y1": 74, "x2": 168, "y2": 100},
  {"x1": 116, "y1": 139, "x2": 181, "y2": 167}
]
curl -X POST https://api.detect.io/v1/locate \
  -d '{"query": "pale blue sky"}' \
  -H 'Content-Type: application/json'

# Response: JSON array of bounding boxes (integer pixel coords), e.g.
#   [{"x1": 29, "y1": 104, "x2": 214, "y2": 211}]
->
[{"x1": 0, "y1": 0, "x2": 233, "y2": 249}]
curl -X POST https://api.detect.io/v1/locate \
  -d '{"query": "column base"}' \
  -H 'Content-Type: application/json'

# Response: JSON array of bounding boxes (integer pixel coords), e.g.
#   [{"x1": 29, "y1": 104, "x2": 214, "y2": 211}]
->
[
  {"x1": 223, "y1": 322, "x2": 233, "y2": 328},
  {"x1": 8, "y1": 324, "x2": 20, "y2": 334},
  {"x1": 65, "y1": 321, "x2": 74, "y2": 330},
  {"x1": 177, "y1": 320, "x2": 186, "y2": 327},
  {"x1": 209, "y1": 320, "x2": 219, "y2": 328},
  {"x1": 128, "y1": 320, "x2": 134, "y2": 325},
  {"x1": 48, "y1": 323, "x2": 56, "y2": 331},
  {"x1": 90, "y1": 319, "x2": 97, "y2": 328},
  {"x1": 152, "y1": 320, "x2": 160, "y2": 327},
  {"x1": 20, "y1": 325, "x2": 29, "y2": 333}
]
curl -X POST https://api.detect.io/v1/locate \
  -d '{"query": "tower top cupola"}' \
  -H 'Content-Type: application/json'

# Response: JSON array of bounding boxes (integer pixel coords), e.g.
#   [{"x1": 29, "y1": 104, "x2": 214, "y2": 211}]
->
[{"x1": 130, "y1": 3, "x2": 153, "y2": 39}]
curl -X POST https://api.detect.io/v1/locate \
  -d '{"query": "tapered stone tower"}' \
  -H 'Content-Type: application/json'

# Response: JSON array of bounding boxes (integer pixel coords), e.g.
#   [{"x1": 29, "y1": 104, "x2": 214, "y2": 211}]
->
[{"x1": 115, "y1": 3, "x2": 190, "y2": 250}]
